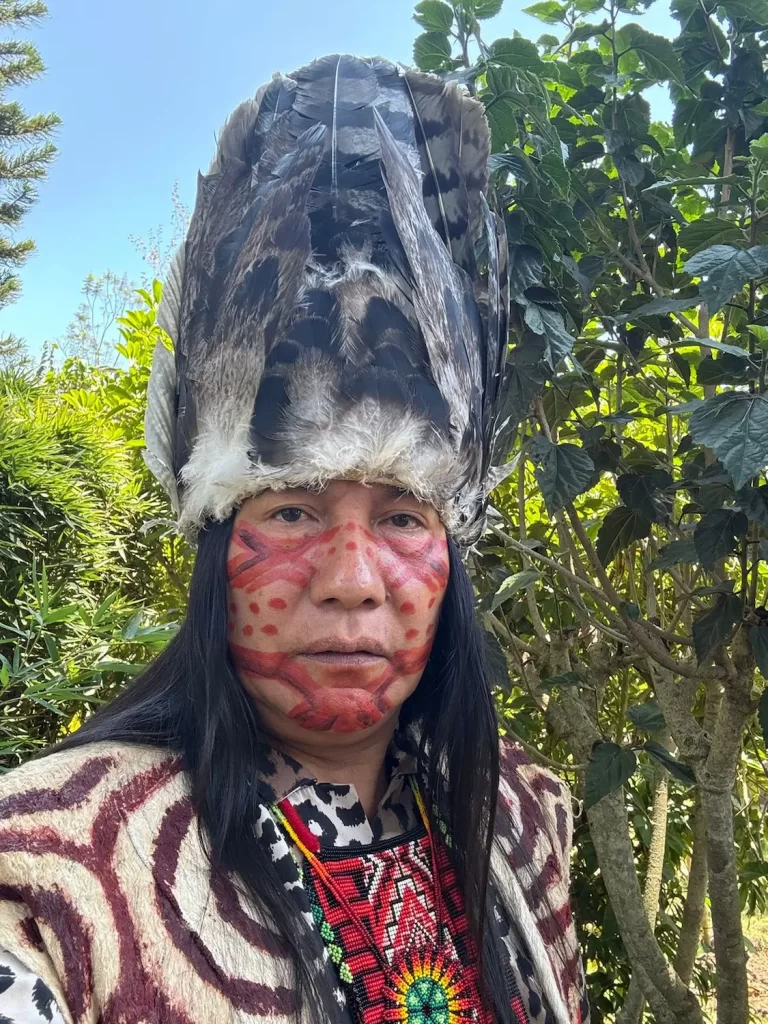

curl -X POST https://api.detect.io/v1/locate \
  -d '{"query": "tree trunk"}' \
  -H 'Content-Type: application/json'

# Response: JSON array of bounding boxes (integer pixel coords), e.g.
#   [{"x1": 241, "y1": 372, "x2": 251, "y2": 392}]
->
[
  {"x1": 616, "y1": 755, "x2": 672, "y2": 1024},
  {"x1": 675, "y1": 799, "x2": 708, "y2": 987}
]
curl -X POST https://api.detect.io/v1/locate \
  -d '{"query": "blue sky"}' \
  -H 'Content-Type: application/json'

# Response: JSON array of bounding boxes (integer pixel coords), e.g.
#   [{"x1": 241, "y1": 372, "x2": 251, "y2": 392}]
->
[{"x1": 7, "y1": 0, "x2": 677, "y2": 354}]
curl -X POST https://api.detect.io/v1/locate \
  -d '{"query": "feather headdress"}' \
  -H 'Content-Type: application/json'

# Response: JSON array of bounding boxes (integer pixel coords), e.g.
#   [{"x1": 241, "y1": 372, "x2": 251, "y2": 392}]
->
[{"x1": 145, "y1": 54, "x2": 511, "y2": 546}]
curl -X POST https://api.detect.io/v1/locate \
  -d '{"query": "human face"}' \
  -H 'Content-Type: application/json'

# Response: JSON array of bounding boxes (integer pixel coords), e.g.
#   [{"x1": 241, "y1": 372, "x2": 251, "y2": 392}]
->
[{"x1": 226, "y1": 480, "x2": 449, "y2": 739}]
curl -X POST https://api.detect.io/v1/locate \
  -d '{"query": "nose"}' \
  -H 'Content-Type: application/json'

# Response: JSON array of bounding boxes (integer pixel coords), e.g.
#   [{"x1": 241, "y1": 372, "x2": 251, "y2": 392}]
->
[{"x1": 309, "y1": 533, "x2": 386, "y2": 610}]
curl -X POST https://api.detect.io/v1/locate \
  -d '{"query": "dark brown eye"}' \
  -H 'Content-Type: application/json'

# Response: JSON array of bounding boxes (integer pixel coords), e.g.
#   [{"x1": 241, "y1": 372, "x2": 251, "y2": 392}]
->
[
  {"x1": 388, "y1": 513, "x2": 420, "y2": 529},
  {"x1": 274, "y1": 507, "x2": 305, "y2": 523}
]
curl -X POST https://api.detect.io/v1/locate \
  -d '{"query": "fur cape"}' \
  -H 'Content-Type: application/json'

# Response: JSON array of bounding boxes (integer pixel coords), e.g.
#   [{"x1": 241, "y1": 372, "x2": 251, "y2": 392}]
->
[{"x1": 0, "y1": 741, "x2": 587, "y2": 1023}]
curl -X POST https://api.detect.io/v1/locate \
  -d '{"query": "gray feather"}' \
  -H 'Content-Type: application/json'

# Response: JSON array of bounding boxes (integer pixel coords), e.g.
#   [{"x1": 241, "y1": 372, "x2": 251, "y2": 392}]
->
[
  {"x1": 143, "y1": 339, "x2": 179, "y2": 512},
  {"x1": 374, "y1": 107, "x2": 482, "y2": 456}
]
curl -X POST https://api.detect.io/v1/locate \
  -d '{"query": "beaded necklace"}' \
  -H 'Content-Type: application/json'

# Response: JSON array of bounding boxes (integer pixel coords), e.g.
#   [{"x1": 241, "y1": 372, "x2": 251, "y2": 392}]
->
[{"x1": 272, "y1": 778, "x2": 490, "y2": 1024}]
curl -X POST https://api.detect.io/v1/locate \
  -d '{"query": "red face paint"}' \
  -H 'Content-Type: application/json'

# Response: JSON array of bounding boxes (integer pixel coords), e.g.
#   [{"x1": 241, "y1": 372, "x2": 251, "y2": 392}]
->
[{"x1": 226, "y1": 484, "x2": 449, "y2": 735}]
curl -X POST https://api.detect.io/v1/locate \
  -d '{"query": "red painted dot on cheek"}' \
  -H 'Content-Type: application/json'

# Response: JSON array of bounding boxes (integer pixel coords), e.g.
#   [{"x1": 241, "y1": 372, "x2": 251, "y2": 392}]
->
[
  {"x1": 261, "y1": 624, "x2": 278, "y2": 636},
  {"x1": 328, "y1": 547, "x2": 336, "y2": 555},
  {"x1": 229, "y1": 602, "x2": 237, "y2": 613},
  {"x1": 428, "y1": 597, "x2": 436, "y2": 608},
  {"x1": 242, "y1": 625, "x2": 253, "y2": 637},
  {"x1": 268, "y1": 597, "x2": 287, "y2": 610},
  {"x1": 346, "y1": 542, "x2": 357, "y2": 551},
  {"x1": 406, "y1": 628, "x2": 419, "y2": 640},
  {"x1": 400, "y1": 601, "x2": 416, "y2": 614},
  {"x1": 249, "y1": 602, "x2": 260, "y2": 615},
  {"x1": 365, "y1": 547, "x2": 373, "y2": 557}
]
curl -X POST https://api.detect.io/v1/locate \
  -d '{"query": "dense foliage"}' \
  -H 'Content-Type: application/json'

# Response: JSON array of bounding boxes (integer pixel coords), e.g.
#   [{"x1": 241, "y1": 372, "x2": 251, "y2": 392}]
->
[
  {"x1": 3, "y1": 0, "x2": 768, "y2": 1019},
  {"x1": 408, "y1": 0, "x2": 768, "y2": 1020},
  {"x1": 0, "y1": 1, "x2": 59, "y2": 311}
]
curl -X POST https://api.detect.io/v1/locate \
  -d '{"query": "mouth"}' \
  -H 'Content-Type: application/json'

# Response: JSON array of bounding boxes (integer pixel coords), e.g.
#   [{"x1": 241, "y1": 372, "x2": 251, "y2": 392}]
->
[{"x1": 298, "y1": 637, "x2": 390, "y2": 666}]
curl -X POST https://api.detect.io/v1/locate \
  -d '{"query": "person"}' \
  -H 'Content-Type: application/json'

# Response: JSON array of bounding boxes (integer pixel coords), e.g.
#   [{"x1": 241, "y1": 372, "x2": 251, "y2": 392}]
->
[{"x1": 0, "y1": 54, "x2": 589, "y2": 1024}]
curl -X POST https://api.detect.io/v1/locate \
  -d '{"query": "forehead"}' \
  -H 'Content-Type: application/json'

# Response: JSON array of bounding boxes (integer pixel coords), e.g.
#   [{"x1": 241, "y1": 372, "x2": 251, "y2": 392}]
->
[{"x1": 257, "y1": 480, "x2": 432, "y2": 508}]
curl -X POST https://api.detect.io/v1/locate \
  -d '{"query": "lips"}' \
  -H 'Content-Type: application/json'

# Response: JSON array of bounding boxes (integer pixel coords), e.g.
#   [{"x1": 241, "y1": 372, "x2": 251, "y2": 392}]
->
[{"x1": 299, "y1": 637, "x2": 390, "y2": 658}]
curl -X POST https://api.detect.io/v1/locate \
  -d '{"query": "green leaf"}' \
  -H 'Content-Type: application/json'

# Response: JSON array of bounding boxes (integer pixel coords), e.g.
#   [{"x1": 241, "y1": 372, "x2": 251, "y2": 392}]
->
[
  {"x1": 489, "y1": 37, "x2": 547, "y2": 72},
  {"x1": 649, "y1": 538, "x2": 699, "y2": 570},
  {"x1": 596, "y1": 507, "x2": 652, "y2": 566},
  {"x1": 539, "y1": 671, "x2": 585, "y2": 691},
  {"x1": 750, "y1": 625, "x2": 768, "y2": 678},
  {"x1": 670, "y1": 352, "x2": 691, "y2": 386},
  {"x1": 491, "y1": 570, "x2": 542, "y2": 610},
  {"x1": 527, "y1": 435, "x2": 595, "y2": 514},
  {"x1": 474, "y1": 0, "x2": 505, "y2": 16},
  {"x1": 539, "y1": 150, "x2": 571, "y2": 197},
  {"x1": 684, "y1": 244, "x2": 768, "y2": 311},
  {"x1": 523, "y1": 0, "x2": 568, "y2": 20},
  {"x1": 627, "y1": 699, "x2": 666, "y2": 733},
  {"x1": 736, "y1": 484, "x2": 768, "y2": 529},
  {"x1": 692, "y1": 594, "x2": 742, "y2": 663},
  {"x1": 617, "y1": 296, "x2": 700, "y2": 321},
  {"x1": 678, "y1": 216, "x2": 745, "y2": 258},
  {"x1": 413, "y1": 31, "x2": 452, "y2": 70},
  {"x1": 642, "y1": 741, "x2": 697, "y2": 785},
  {"x1": 694, "y1": 508, "x2": 749, "y2": 569},
  {"x1": 693, "y1": 337, "x2": 756, "y2": 358},
  {"x1": 643, "y1": 174, "x2": 744, "y2": 191},
  {"x1": 413, "y1": 0, "x2": 454, "y2": 30},
  {"x1": 689, "y1": 392, "x2": 768, "y2": 490},
  {"x1": 718, "y1": 0, "x2": 768, "y2": 24},
  {"x1": 585, "y1": 742, "x2": 638, "y2": 810},
  {"x1": 614, "y1": 24, "x2": 685, "y2": 85},
  {"x1": 565, "y1": 19, "x2": 609, "y2": 42},
  {"x1": 617, "y1": 470, "x2": 673, "y2": 523},
  {"x1": 522, "y1": 304, "x2": 575, "y2": 367},
  {"x1": 759, "y1": 690, "x2": 768, "y2": 748},
  {"x1": 42, "y1": 603, "x2": 82, "y2": 625}
]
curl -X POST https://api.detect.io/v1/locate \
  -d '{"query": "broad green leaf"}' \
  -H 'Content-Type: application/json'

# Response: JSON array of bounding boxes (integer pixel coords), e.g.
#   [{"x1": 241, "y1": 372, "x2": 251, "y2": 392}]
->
[
  {"x1": 539, "y1": 671, "x2": 585, "y2": 690},
  {"x1": 617, "y1": 471, "x2": 673, "y2": 523},
  {"x1": 759, "y1": 690, "x2": 768, "y2": 748},
  {"x1": 643, "y1": 174, "x2": 744, "y2": 191},
  {"x1": 678, "y1": 215, "x2": 745, "y2": 257},
  {"x1": 474, "y1": 0, "x2": 505, "y2": 16},
  {"x1": 627, "y1": 699, "x2": 666, "y2": 732},
  {"x1": 413, "y1": 31, "x2": 452, "y2": 70},
  {"x1": 750, "y1": 625, "x2": 768, "y2": 678},
  {"x1": 413, "y1": 0, "x2": 454, "y2": 31},
  {"x1": 649, "y1": 538, "x2": 699, "y2": 570},
  {"x1": 522, "y1": 304, "x2": 575, "y2": 367},
  {"x1": 671, "y1": 352, "x2": 691, "y2": 386},
  {"x1": 689, "y1": 392, "x2": 768, "y2": 490},
  {"x1": 691, "y1": 337, "x2": 757, "y2": 358},
  {"x1": 491, "y1": 570, "x2": 542, "y2": 610},
  {"x1": 718, "y1": 0, "x2": 768, "y2": 24},
  {"x1": 585, "y1": 742, "x2": 638, "y2": 810},
  {"x1": 694, "y1": 508, "x2": 749, "y2": 569},
  {"x1": 489, "y1": 37, "x2": 547, "y2": 72},
  {"x1": 565, "y1": 19, "x2": 609, "y2": 43},
  {"x1": 615, "y1": 24, "x2": 685, "y2": 85},
  {"x1": 642, "y1": 741, "x2": 697, "y2": 785},
  {"x1": 528, "y1": 435, "x2": 595, "y2": 514},
  {"x1": 617, "y1": 296, "x2": 700, "y2": 321},
  {"x1": 596, "y1": 507, "x2": 652, "y2": 566},
  {"x1": 736, "y1": 484, "x2": 768, "y2": 529},
  {"x1": 684, "y1": 244, "x2": 768, "y2": 311},
  {"x1": 523, "y1": 0, "x2": 568, "y2": 20},
  {"x1": 540, "y1": 150, "x2": 571, "y2": 198},
  {"x1": 748, "y1": 324, "x2": 768, "y2": 349},
  {"x1": 692, "y1": 594, "x2": 742, "y2": 663}
]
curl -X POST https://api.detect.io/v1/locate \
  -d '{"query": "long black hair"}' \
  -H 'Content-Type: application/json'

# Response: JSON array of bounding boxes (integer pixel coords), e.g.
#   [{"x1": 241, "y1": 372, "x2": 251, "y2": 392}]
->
[{"x1": 52, "y1": 516, "x2": 517, "y2": 1022}]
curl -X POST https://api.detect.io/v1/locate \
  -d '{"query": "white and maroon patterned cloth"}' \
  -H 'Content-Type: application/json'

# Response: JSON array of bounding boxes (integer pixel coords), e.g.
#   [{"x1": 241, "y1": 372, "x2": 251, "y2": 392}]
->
[{"x1": 0, "y1": 732, "x2": 588, "y2": 1024}]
